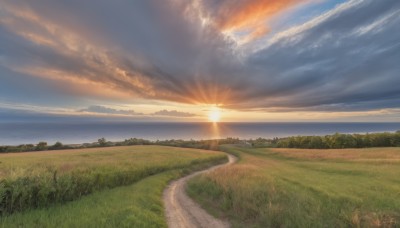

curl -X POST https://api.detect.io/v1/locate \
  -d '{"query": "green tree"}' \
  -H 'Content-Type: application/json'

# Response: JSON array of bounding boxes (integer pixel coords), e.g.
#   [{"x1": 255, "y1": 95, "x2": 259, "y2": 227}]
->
[
  {"x1": 35, "y1": 142, "x2": 48, "y2": 151},
  {"x1": 98, "y1": 138, "x2": 107, "y2": 147},
  {"x1": 50, "y1": 142, "x2": 63, "y2": 150}
]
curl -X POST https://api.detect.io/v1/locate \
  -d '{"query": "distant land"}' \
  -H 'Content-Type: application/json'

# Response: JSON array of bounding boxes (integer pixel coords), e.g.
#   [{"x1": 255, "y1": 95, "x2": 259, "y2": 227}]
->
[{"x1": 1, "y1": 122, "x2": 400, "y2": 146}]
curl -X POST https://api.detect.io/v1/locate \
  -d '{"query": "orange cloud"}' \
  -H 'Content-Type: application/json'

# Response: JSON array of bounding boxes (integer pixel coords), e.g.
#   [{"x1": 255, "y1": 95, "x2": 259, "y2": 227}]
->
[
  {"x1": 241, "y1": 26, "x2": 270, "y2": 43},
  {"x1": 210, "y1": 0, "x2": 306, "y2": 40}
]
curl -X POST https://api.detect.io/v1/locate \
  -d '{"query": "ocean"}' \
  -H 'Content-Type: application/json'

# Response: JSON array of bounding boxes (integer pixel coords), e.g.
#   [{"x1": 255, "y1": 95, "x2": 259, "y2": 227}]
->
[{"x1": 1, "y1": 122, "x2": 400, "y2": 146}]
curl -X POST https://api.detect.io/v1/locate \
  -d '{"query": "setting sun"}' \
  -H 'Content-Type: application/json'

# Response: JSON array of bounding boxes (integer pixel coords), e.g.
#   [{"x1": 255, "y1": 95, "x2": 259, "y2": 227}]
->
[{"x1": 208, "y1": 107, "x2": 221, "y2": 122}]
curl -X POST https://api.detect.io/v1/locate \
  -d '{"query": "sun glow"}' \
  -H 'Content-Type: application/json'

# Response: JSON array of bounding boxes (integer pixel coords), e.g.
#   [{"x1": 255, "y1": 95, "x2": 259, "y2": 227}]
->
[{"x1": 208, "y1": 107, "x2": 221, "y2": 122}]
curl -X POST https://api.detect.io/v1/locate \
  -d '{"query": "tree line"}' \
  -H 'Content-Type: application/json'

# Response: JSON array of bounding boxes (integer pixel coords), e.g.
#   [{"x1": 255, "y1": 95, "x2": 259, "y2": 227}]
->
[
  {"x1": 0, "y1": 137, "x2": 244, "y2": 153},
  {"x1": 1, "y1": 131, "x2": 400, "y2": 153},
  {"x1": 275, "y1": 131, "x2": 400, "y2": 149}
]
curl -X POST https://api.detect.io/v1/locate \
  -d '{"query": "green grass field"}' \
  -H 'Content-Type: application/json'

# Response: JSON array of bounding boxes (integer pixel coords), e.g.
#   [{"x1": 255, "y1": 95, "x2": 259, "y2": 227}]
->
[
  {"x1": 0, "y1": 145, "x2": 226, "y2": 227},
  {"x1": 187, "y1": 146, "x2": 400, "y2": 227}
]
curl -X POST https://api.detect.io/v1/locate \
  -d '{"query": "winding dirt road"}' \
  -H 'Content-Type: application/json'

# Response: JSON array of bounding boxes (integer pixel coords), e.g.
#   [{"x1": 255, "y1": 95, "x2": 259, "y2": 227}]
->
[{"x1": 163, "y1": 154, "x2": 237, "y2": 228}]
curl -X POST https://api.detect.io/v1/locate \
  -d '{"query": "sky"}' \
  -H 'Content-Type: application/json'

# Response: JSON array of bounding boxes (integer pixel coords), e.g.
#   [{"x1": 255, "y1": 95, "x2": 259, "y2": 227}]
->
[{"x1": 0, "y1": 0, "x2": 399, "y2": 122}]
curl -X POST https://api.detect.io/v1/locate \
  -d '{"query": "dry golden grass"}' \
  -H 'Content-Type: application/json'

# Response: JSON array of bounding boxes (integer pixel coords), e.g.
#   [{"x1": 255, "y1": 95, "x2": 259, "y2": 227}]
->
[
  {"x1": 0, "y1": 146, "x2": 219, "y2": 179},
  {"x1": 271, "y1": 147, "x2": 400, "y2": 161},
  {"x1": 188, "y1": 146, "x2": 400, "y2": 227}
]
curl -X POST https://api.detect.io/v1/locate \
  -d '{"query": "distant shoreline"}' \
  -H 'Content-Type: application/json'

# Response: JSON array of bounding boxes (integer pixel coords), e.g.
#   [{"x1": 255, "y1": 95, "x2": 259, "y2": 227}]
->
[
  {"x1": 1, "y1": 122, "x2": 400, "y2": 146},
  {"x1": 1, "y1": 131, "x2": 399, "y2": 153}
]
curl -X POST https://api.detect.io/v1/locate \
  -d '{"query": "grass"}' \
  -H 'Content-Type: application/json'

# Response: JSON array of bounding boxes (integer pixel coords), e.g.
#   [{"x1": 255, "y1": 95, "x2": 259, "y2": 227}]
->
[
  {"x1": 0, "y1": 145, "x2": 226, "y2": 215},
  {"x1": 0, "y1": 171, "x2": 175, "y2": 228},
  {"x1": 0, "y1": 157, "x2": 226, "y2": 228},
  {"x1": 187, "y1": 145, "x2": 400, "y2": 227}
]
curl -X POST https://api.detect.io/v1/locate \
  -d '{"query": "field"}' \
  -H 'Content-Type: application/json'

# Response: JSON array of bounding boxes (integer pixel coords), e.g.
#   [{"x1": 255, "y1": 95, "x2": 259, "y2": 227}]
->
[
  {"x1": 0, "y1": 145, "x2": 226, "y2": 227},
  {"x1": 188, "y1": 146, "x2": 400, "y2": 227}
]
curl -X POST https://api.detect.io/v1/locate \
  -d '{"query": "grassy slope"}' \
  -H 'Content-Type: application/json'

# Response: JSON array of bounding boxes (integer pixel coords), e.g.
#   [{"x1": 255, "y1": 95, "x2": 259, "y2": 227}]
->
[
  {"x1": 0, "y1": 146, "x2": 224, "y2": 213},
  {"x1": 0, "y1": 146, "x2": 222, "y2": 179},
  {"x1": 1, "y1": 171, "x2": 176, "y2": 228},
  {"x1": 187, "y1": 146, "x2": 400, "y2": 227},
  {"x1": 1, "y1": 157, "x2": 227, "y2": 228},
  {"x1": 0, "y1": 146, "x2": 227, "y2": 226}
]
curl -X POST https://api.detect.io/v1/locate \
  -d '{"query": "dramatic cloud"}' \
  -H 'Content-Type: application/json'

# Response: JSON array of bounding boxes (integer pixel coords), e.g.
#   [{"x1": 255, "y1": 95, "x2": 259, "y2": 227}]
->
[
  {"x1": 0, "y1": 0, "x2": 399, "y2": 118},
  {"x1": 202, "y1": 0, "x2": 306, "y2": 42},
  {"x1": 152, "y1": 110, "x2": 197, "y2": 117},
  {"x1": 0, "y1": 0, "x2": 247, "y2": 106},
  {"x1": 242, "y1": 0, "x2": 400, "y2": 112}
]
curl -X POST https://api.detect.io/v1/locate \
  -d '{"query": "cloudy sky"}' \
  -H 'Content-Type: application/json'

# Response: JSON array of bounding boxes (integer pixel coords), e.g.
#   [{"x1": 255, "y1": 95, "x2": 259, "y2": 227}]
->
[{"x1": 0, "y1": 0, "x2": 399, "y2": 122}]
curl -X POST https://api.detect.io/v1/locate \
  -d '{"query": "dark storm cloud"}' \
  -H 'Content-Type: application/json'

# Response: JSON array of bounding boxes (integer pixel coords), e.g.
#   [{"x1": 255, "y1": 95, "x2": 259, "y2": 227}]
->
[{"x1": 0, "y1": 0, "x2": 399, "y2": 113}]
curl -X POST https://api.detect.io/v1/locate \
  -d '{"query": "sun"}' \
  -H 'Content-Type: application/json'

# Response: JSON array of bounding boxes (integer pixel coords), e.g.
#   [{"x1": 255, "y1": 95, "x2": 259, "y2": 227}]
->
[{"x1": 208, "y1": 107, "x2": 221, "y2": 123}]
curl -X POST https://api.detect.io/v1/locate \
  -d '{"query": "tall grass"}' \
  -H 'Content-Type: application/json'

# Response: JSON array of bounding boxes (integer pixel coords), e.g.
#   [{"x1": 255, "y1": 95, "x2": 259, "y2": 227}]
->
[
  {"x1": 0, "y1": 157, "x2": 227, "y2": 228},
  {"x1": 187, "y1": 146, "x2": 400, "y2": 227},
  {"x1": 0, "y1": 145, "x2": 225, "y2": 215}
]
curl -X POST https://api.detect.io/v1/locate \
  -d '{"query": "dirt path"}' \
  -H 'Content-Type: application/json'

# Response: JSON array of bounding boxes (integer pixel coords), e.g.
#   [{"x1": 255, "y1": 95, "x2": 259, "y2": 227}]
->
[{"x1": 163, "y1": 154, "x2": 237, "y2": 228}]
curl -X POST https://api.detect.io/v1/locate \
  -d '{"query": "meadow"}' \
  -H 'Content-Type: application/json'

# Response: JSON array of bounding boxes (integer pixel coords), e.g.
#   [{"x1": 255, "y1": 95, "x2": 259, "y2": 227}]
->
[
  {"x1": 1, "y1": 170, "x2": 186, "y2": 227},
  {"x1": 0, "y1": 145, "x2": 226, "y2": 226},
  {"x1": 188, "y1": 146, "x2": 400, "y2": 227}
]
